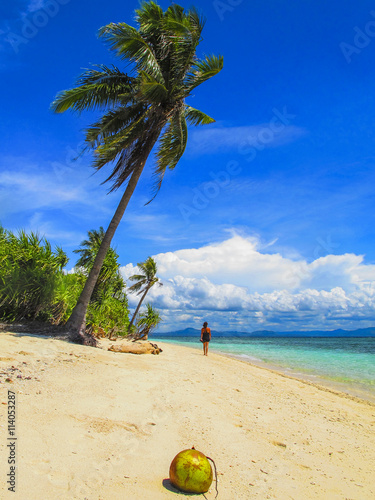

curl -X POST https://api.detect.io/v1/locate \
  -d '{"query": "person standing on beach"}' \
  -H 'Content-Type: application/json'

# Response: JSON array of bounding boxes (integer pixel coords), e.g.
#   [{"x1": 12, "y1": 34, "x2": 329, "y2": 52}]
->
[{"x1": 200, "y1": 321, "x2": 211, "y2": 356}]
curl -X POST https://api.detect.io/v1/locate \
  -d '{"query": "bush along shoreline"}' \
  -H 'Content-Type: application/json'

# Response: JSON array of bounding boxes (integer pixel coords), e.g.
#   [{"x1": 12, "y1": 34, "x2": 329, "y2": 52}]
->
[{"x1": 0, "y1": 226, "x2": 130, "y2": 339}]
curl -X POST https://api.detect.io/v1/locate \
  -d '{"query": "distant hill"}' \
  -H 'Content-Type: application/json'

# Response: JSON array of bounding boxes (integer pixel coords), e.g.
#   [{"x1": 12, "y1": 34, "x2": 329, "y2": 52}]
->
[{"x1": 155, "y1": 327, "x2": 375, "y2": 338}]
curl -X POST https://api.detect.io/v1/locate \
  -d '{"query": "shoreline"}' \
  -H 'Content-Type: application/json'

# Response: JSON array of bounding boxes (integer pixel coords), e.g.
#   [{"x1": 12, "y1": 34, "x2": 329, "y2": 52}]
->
[
  {"x1": 154, "y1": 337, "x2": 375, "y2": 406},
  {"x1": 1, "y1": 331, "x2": 375, "y2": 499},
  {"x1": 222, "y1": 351, "x2": 375, "y2": 407}
]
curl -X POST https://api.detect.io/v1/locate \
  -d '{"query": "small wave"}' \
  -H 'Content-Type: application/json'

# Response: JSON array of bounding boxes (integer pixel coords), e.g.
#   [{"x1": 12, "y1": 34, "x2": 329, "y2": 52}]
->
[
  {"x1": 214, "y1": 350, "x2": 263, "y2": 363},
  {"x1": 235, "y1": 353, "x2": 262, "y2": 362}
]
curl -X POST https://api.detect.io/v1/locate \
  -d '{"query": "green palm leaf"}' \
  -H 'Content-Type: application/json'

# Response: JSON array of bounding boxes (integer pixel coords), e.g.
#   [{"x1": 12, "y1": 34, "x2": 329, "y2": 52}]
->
[
  {"x1": 98, "y1": 23, "x2": 165, "y2": 84},
  {"x1": 85, "y1": 103, "x2": 146, "y2": 148},
  {"x1": 185, "y1": 106, "x2": 215, "y2": 126},
  {"x1": 135, "y1": 1, "x2": 164, "y2": 24},
  {"x1": 164, "y1": 7, "x2": 205, "y2": 88},
  {"x1": 51, "y1": 65, "x2": 134, "y2": 114},
  {"x1": 92, "y1": 109, "x2": 162, "y2": 192},
  {"x1": 139, "y1": 71, "x2": 168, "y2": 103},
  {"x1": 148, "y1": 110, "x2": 187, "y2": 202},
  {"x1": 185, "y1": 54, "x2": 224, "y2": 92}
]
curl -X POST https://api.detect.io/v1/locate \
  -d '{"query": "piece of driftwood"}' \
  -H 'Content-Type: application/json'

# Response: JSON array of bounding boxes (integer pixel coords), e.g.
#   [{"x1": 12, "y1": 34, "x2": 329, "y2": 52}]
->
[{"x1": 108, "y1": 341, "x2": 162, "y2": 355}]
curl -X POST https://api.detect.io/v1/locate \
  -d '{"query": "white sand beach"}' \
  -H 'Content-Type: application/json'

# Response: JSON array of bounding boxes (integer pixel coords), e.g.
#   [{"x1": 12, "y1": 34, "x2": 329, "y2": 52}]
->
[{"x1": 1, "y1": 331, "x2": 374, "y2": 499}]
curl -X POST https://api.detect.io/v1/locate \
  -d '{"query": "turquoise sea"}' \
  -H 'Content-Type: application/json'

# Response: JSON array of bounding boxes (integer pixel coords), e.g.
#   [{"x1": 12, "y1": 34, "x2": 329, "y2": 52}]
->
[{"x1": 154, "y1": 336, "x2": 375, "y2": 403}]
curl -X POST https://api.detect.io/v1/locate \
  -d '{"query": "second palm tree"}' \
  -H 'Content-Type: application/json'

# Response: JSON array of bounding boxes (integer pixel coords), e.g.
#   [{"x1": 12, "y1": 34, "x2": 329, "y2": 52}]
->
[{"x1": 127, "y1": 256, "x2": 161, "y2": 334}]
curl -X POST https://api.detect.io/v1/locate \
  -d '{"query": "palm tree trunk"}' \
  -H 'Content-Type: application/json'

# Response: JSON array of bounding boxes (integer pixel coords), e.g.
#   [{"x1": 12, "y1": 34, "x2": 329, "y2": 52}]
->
[
  {"x1": 65, "y1": 125, "x2": 164, "y2": 345},
  {"x1": 128, "y1": 284, "x2": 150, "y2": 334},
  {"x1": 65, "y1": 168, "x2": 142, "y2": 345}
]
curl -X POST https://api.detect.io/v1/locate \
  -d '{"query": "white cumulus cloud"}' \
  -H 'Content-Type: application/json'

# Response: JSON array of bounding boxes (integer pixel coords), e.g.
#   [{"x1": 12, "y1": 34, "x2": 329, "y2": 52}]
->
[{"x1": 120, "y1": 234, "x2": 375, "y2": 332}]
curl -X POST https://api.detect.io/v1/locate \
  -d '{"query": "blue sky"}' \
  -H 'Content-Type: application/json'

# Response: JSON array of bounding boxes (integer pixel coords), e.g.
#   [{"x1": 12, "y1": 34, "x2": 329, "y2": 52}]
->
[{"x1": 1, "y1": 0, "x2": 375, "y2": 332}]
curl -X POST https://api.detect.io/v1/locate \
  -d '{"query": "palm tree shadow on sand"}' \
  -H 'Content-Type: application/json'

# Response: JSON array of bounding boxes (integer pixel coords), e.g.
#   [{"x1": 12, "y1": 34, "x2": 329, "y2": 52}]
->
[{"x1": 0, "y1": 321, "x2": 68, "y2": 338}]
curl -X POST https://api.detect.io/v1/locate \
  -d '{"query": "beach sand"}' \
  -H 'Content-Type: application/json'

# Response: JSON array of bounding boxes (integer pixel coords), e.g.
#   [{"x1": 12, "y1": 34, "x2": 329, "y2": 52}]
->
[{"x1": 0, "y1": 331, "x2": 374, "y2": 499}]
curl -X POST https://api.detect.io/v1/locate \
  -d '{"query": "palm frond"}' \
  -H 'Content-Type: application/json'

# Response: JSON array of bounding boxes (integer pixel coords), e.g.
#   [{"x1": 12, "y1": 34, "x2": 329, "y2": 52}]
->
[
  {"x1": 92, "y1": 107, "x2": 150, "y2": 170},
  {"x1": 139, "y1": 71, "x2": 168, "y2": 104},
  {"x1": 163, "y1": 5, "x2": 191, "y2": 35},
  {"x1": 185, "y1": 106, "x2": 215, "y2": 126},
  {"x1": 92, "y1": 106, "x2": 163, "y2": 191},
  {"x1": 129, "y1": 274, "x2": 147, "y2": 283},
  {"x1": 127, "y1": 257, "x2": 160, "y2": 299},
  {"x1": 147, "y1": 111, "x2": 187, "y2": 203},
  {"x1": 184, "y1": 54, "x2": 223, "y2": 93},
  {"x1": 85, "y1": 103, "x2": 146, "y2": 149},
  {"x1": 128, "y1": 285, "x2": 146, "y2": 296},
  {"x1": 98, "y1": 22, "x2": 165, "y2": 84},
  {"x1": 135, "y1": 1, "x2": 164, "y2": 24},
  {"x1": 163, "y1": 7, "x2": 205, "y2": 92},
  {"x1": 51, "y1": 65, "x2": 134, "y2": 114},
  {"x1": 52, "y1": 2, "x2": 222, "y2": 202}
]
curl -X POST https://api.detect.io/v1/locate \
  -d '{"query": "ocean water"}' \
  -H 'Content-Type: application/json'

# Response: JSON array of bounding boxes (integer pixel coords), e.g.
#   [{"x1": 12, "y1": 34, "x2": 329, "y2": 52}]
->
[{"x1": 154, "y1": 336, "x2": 375, "y2": 403}]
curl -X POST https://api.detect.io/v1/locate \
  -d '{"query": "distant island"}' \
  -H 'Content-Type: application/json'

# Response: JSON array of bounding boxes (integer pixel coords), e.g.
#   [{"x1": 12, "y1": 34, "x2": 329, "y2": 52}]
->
[{"x1": 155, "y1": 327, "x2": 375, "y2": 338}]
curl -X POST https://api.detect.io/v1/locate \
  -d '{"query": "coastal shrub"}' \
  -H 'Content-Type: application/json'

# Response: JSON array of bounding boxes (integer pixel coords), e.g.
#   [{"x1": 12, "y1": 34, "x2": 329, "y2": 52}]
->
[
  {"x1": 0, "y1": 226, "x2": 67, "y2": 321},
  {"x1": 74, "y1": 227, "x2": 124, "y2": 300},
  {"x1": 50, "y1": 270, "x2": 130, "y2": 336},
  {"x1": 0, "y1": 225, "x2": 130, "y2": 337},
  {"x1": 72, "y1": 227, "x2": 130, "y2": 337},
  {"x1": 86, "y1": 291, "x2": 130, "y2": 337},
  {"x1": 49, "y1": 272, "x2": 85, "y2": 325}
]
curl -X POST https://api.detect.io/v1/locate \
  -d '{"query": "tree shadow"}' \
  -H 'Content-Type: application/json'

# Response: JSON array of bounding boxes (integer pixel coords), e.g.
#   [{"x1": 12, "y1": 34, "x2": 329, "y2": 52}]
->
[{"x1": 0, "y1": 321, "x2": 70, "y2": 340}]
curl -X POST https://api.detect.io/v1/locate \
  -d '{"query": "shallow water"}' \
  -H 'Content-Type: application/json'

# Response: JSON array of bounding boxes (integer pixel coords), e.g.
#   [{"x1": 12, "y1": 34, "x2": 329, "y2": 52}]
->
[{"x1": 154, "y1": 336, "x2": 375, "y2": 403}]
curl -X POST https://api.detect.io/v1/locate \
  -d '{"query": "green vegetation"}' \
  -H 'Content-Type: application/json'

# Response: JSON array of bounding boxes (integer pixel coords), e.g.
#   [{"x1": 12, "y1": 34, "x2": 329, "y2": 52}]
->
[
  {"x1": 51, "y1": 1, "x2": 223, "y2": 345},
  {"x1": 51, "y1": 272, "x2": 85, "y2": 325},
  {"x1": 0, "y1": 226, "x2": 67, "y2": 322},
  {"x1": 73, "y1": 227, "x2": 130, "y2": 337},
  {"x1": 0, "y1": 226, "x2": 130, "y2": 338},
  {"x1": 128, "y1": 256, "x2": 162, "y2": 334},
  {"x1": 134, "y1": 303, "x2": 162, "y2": 340}
]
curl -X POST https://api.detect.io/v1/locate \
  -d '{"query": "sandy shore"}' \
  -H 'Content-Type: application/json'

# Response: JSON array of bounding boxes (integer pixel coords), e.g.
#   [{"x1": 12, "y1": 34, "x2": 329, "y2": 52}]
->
[{"x1": 0, "y1": 332, "x2": 374, "y2": 499}]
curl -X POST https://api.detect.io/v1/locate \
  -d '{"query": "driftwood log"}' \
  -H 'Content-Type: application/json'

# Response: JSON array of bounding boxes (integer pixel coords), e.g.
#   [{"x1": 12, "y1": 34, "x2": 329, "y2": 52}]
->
[{"x1": 108, "y1": 341, "x2": 162, "y2": 355}]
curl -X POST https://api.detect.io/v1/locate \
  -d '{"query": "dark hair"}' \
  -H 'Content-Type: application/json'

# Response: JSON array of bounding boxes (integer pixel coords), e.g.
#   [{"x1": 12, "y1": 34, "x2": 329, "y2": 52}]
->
[{"x1": 203, "y1": 321, "x2": 208, "y2": 328}]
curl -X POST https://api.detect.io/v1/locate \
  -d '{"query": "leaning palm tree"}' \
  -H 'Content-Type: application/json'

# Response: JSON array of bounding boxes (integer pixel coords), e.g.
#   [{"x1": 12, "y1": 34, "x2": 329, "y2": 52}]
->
[
  {"x1": 127, "y1": 256, "x2": 161, "y2": 333},
  {"x1": 51, "y1": 1, "x2": 223, "y2": 345}
]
